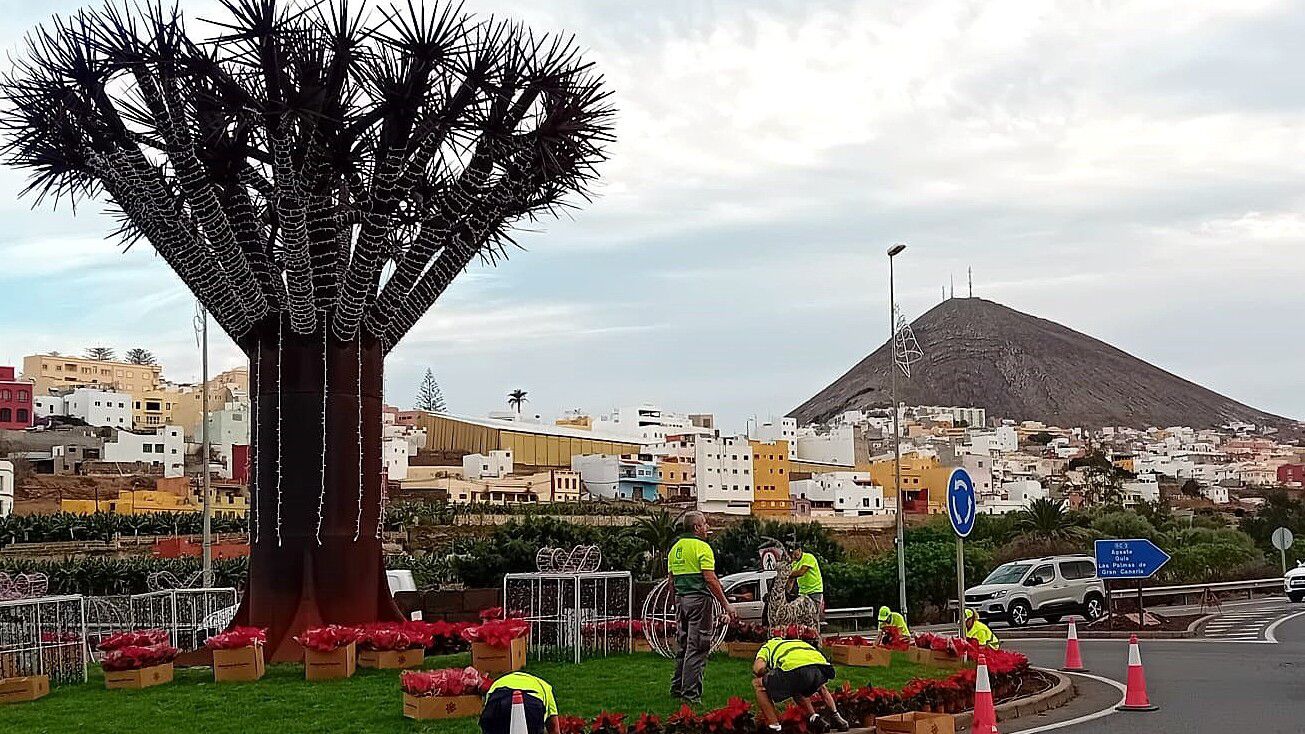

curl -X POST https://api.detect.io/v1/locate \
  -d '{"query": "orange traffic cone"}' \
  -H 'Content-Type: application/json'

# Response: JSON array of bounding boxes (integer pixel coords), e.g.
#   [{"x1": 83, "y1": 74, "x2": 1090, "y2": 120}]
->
[
  {"x1": 1061, "y1": 618, "x2": 1087, "y2": 672},
  {"x1": 510, "y1": 690, "x2": 529, "y2": 734},
  {"x1": 1116, "y1": 634, "x2": 1158, "y2": 712},
  {"x1": 970, "y1": 654, "x2": 999, "y2": 734}
]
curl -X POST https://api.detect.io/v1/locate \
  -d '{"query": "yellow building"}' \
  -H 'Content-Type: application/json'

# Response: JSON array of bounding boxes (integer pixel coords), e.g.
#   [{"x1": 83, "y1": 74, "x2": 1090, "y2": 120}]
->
[
  {"x1": 868, "y1": 453, "x2": 949, "y2": 514},
  {"x1": 62, "y1": 486, "x2": 247, "y2": 518},
  {"x1": 23, "y1": 354, "x2": 162, "y2": 397},
  {"x1": 417, "y1": 414, "x2": 641, "y2": 469},
  {"x1": 440, "y1": 470, "x2": 583, "y2": 505},
  {"x1": 750, "y1": 439, "x2": 792, "y2": 518},
  {"x1": 555, "y1": 414, "x2": 592, "y2": 430},
  {"x1": 657, "y1": 457, "x2": 695, "y2": 500}
]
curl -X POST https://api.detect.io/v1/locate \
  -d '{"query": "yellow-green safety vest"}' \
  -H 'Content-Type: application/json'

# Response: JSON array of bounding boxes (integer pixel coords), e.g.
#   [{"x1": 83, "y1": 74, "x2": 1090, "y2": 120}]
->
[
  {"x1": 668, "y1": 535, "x2": 715, "y2": 596},
  {"x1": 966, "y1": 620, "x2": 1000, "y2": 649},
  {"x1": 880, "y1": 611, "x2": 911, "y2": 636},
  {"x1": 756, "y1": 638, "x2": 829, "y2": 671},
  {"x1": 791, "y1": 552, "x2": 824, "y2": 595},
  {"x1": 487, "y1": 672, "x2": 559, "y2": 717}
]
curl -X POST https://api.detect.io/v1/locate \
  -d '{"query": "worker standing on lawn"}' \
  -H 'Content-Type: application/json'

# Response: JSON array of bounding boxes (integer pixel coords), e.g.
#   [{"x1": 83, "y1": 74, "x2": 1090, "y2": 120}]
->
[
  {"x1": 787, "y1": 542, "x2": 825, "y2": 621},
  {"x1": 963, "y1": 609, "x2": 1001, "y2": 650},
  {"x1": 480, "y1": 672, "x2": 560, "y2": 734},
  {"x1": 751, "y1": 636, "x2": 851, "y2": 733},
  {"x1": 875, "y1": 606, "x2": 911, "y2": 645},
  {"x1": 668, "y1": 510, "x2": 737, "y2": 704}
]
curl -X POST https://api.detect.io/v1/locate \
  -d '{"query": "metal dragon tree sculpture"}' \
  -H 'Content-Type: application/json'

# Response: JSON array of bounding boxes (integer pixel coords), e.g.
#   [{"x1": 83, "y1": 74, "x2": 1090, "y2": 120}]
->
[{"x1": 1, "y1": 1, "x2": 612, "y2": 660}]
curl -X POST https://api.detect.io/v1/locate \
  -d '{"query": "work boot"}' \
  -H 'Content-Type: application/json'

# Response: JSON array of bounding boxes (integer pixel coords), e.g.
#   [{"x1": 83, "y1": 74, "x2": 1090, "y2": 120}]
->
[
  {"x1": 806, "y1": 714, "x2": 830, "y2": 734},
  {"x1": 831, "y1": 714, "x2": 851, "y2": 732}
]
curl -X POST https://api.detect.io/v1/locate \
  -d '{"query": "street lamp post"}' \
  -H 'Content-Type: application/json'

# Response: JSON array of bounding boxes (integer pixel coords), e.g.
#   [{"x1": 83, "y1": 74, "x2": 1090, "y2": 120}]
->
[
  {"x1": 887, "y1": 242, "x2": 907, "y2": 614},
  {"x1": 200, "y1": 305, "x2": 212, "y2": 588}
]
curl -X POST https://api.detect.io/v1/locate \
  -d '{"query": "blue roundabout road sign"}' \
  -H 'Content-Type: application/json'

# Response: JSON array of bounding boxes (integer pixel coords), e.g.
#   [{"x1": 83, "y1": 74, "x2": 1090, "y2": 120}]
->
[{"x1": 946, "y1": 468, "x2": 977, "y2": 538}]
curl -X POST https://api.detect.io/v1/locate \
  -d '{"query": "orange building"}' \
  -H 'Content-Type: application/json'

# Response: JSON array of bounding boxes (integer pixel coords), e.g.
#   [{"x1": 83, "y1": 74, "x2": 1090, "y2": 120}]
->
[{"x1": 750, "y1": 439, "x2": 792, "y2": 518}]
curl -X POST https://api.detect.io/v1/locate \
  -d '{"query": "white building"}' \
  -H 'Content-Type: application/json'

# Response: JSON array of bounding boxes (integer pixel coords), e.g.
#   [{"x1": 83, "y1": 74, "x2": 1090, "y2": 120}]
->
[
  {"x1": 790, "y1": 471, "x2": 885, "y2": 517},
  {"x1": 902, "y1": 405, "x2": 987, "y2": 428},
  {"x1": 694, "y1": 435, "x2": 753, "y2": 515},
  {"x1": 103, "y1": 426, "x2": 185, "y2": 478},
  {"x1": 33, "y1": 395, "x2": 64, "y2": 420},
  {"x1": 1201, "y1": 485, "x2": 1231, "y2": 504},
  {"x1": 571, "y1": 454, "x2": 621, "y2": 499},
  {"x1": 64, "y1": 388, "x2": 132, "y2": 428},
  {"x1": 464, "y1": 450, "x2": 514, "y2": 480},
  {"x1": 794, "y1": 424, "x2": 856, "y2": 466},
  {"x1": 592, "y1": 403, "x2": 704, "y2": 442},
  {"x1": 1121, "y1": 473, "x2": 1161, "y2": 507},
  {"x1": 205, "y1": 400, "x2": 251, "y2": 446},
  {"x1": 0, "y1": 460, "x2": 13, "y2": 517},
  {"x1": 749, "y1": 417, "x2": 798, "y2": 460},
  {"x1": 978, "y1": 480, "x2": 1047, "y2": 515},
  {"x1": 383, "y1": 435, "x2": 410, "y2": 481}
]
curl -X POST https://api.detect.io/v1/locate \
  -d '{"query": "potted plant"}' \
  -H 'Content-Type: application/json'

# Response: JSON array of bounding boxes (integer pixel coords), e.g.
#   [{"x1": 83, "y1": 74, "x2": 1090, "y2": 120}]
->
[
  {"x1": 825, "y1": 634, "x2": 890, "y2": 667},
  {"x1": 205, "y1": 627, "x2": 267, "y2": 683},
  {"x1": 462, "y1": 618, "x2": 529, "y2": 674},
  {"x1": 295, "y1": 625, "x2": 359, "y2": 681},
  {"x1": 721, "y1": 620, "x2": 767, "y2": 658},
  {"x1": 358, "y1": 623, "x2": 425, "y2": 669},
  {"x1": 99, "y1": 630, "x2": 178, "y2": 690},
  {"x1": 401, "y1": 667, "x2": 492, "y2": 720}
]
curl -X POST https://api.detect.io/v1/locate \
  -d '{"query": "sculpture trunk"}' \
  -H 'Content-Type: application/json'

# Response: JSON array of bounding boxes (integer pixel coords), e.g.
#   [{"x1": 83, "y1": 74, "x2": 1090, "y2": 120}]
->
[{"x1": 234, "y1": 317, "x2": 403, "y2": 662}]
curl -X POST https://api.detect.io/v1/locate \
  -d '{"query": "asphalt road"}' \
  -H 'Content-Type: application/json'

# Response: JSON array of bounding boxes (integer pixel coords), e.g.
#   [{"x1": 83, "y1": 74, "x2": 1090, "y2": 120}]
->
[{"x1": 1003, "y1": 604, "x2": 1305, "y2": 733}]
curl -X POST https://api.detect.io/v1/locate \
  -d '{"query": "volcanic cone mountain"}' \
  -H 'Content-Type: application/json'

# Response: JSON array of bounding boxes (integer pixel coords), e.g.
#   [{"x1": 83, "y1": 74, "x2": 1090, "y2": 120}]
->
[{"x1": 790, "y1": 298, "x2": 1296, "y2": 430}]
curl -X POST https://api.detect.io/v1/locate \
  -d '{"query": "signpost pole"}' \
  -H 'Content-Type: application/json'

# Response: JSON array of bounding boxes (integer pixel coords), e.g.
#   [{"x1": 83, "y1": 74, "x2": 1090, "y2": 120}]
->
[
  {"x1": 1282, "y1": 546, "x2": 1288, "y2": 576},
  {"x1": 1136, "y1": 579, "x2": 1144, "y2": 620},
  {"x1": 956, "y1": 536, "x2": 966, "y2": 638}
]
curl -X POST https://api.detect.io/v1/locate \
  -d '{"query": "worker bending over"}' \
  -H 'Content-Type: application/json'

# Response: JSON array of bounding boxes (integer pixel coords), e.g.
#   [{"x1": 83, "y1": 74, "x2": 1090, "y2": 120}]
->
[
  {"x1": 480, "y1": 672, "x2": 560, "y2": 734},
  {"x1": 964, "y1": 609, "x2": 1001, "y2": 650},
  {"x1": 875, "y1": 606, "x2": 911, "y2": 645},
  {"x1": 752, "y1": 637, "x2": 851, "y2": 733}
]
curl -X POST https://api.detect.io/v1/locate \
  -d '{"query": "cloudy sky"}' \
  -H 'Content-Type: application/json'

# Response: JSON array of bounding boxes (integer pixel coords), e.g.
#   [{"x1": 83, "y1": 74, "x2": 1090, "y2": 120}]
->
[{"x1": 0, "y1": 0, "x2": 1302, "y2": 431}]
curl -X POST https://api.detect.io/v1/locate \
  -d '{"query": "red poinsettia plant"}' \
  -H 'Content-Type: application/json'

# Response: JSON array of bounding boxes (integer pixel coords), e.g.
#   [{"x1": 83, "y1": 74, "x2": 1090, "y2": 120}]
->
[
  {"x1": 723, "y1": 620, "x2": 768, "y2": 643},
  {"x1": 205, "y1": 626, "x2": 267, "y2": 650},
  {"x1": 557, "y1": 715, "x2": 589, "y2": 734},
  {"x1": 294, "y1": 625, "x2": 360, "y2": 653},
  {"x1": 591, "y1": 711, "x2": 627, "y2": 734},
  {"x1": 101, "y1": 643, "x2": 179, "y2": 672},
  {"x1": 403, "y1": 620, "x2": 472, "y2": 654},
  {"x1": 770, "y1": 624, "x2": 820, "y2": 645},
  {"x1": 631, "y1": 713, "x2": 663, "y2": 734},
  {"x1": 98, "y1": 629, "x2": 170, "y2": 651},
  {"x1": 462, "y1": 618, "x2": 529, "y2": 649},
  {"x1": 699, "y1": 696, "x2": 753, "y2": 734},
  {"x1": 356, "y1": 623, "x2": 422, "y2": 652},
  {"x1": 879, "y1": 626, "x2": 909, "y2": 651},
  {"x1": 826, "y1": 635, "x2": 874, "y2": 647},
  {"x1": 400, "y1": 667, "x2": 493, "y2": 698}
]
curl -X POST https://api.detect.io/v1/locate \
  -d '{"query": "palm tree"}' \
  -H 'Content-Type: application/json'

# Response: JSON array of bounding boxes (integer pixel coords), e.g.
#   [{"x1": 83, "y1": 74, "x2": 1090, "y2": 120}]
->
[
  {"x1": 1014, "y1": 498, "x2": 1088, "y2": 542},
  {"x1": 507, "y1": 389, "x2": 529, "y2": 414},
  {"x1": 634, "y1": 511, "x2": 681, "y2": 576}
]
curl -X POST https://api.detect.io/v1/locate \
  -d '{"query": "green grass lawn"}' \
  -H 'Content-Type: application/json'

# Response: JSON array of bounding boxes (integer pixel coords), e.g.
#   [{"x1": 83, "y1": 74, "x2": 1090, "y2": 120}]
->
[{"x1": 1, "y1": 652, "x2": 946, "y2": 734}]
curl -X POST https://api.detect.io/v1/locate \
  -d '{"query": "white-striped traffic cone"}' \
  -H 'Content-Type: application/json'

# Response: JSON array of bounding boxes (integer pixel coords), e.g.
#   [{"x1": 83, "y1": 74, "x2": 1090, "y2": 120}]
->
[
  {"x1": 510, "y1": 690, "x2": 529, "y2": 734},
  {"x1": 1061, "y1": 618, "x2": 1087, "y2": 672},
  {"x1": 1116, "y1": 634, "x2": 1158, "y2": 712},
  {"x1": 970, "y1": 654, "x2": 999, "y2": 734}
]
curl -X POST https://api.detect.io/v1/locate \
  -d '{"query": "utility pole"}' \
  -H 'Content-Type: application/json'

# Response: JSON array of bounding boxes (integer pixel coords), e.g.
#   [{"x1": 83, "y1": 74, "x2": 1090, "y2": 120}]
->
[
  {"x1": 201, "y1": 304, "x2": 213, "y2": 587},
  {"x1": 887, "y1": 243, "x2": 908, "y2": 614},
  {"x1": 968, "y1": 267, "x2": 973, "y2": 298}
]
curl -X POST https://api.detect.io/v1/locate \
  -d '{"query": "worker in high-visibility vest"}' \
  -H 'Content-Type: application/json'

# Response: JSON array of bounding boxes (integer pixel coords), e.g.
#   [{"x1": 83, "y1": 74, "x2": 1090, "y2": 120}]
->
[
  {"x1": 668, "y1": 510, "x2": 737, "y2": 704},
  {"x1": 875, "y1": 606, "x2": 911, "y2": 645},
  {"x1": 481, "y1": 672, "x2": 560, "y2": 734},
  {"x1": 787, "y1": 542, "x2": 825, "y2": 621},
  {"x1": 751, "y1": 637, "x2": 851, "y2": 733},
  {"x1": 964, "y1": 609, "x2": 1001, "y2": 650}
]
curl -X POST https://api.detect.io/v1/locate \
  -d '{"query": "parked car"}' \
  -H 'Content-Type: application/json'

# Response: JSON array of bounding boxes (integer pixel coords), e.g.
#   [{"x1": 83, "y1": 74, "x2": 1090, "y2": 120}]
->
[
  {"x1": 719, "y1": 569, "x2": 778, "y2": 623},
  {"x1": 964, "y1": 555, "x2": 1107, "y2": 627},
  {"x1": 1285, "y1": 562, "x2": 1305, "y2": 603}
]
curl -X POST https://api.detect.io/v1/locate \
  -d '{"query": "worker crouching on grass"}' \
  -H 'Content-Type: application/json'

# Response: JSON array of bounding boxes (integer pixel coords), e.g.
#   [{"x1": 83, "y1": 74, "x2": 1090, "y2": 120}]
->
[
  {"x1": 752, "y1": 637, "x2": 851, "y2": 733},
  {"x1": 964, "y1": 609, "x2": 1001, "y2": 649},
  {"x1": 874, "y1": 606, "x2": 911, "y2": 645},
  {"x1": 480, "y1": 672, "x2": 560, "y2": 734}
]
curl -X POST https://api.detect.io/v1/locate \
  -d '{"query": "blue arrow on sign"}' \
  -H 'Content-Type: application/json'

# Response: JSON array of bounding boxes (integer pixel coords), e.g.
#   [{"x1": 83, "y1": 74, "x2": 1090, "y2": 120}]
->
[
  {"x1": 1094, "y1": 538, "x2": 1171, "y2": 579},
  {"x1": 946, "y1": 468, "x2": 976, "y2": 538}
]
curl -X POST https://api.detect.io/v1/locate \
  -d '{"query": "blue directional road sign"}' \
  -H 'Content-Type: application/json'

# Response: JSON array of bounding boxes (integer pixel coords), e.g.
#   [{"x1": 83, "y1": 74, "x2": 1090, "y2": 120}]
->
[
  {"x1": 946, "y1": 468, "x2": 976, "y2": 538},
  {"x1": 1094, "y1": 539, "x2": 1171, "y2": 579}
]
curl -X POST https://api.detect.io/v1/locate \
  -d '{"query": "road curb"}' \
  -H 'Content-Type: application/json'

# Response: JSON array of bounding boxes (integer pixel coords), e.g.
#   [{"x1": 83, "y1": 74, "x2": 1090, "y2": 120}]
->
[
  {"x1": 999, "y1": 629, "x2": 1194, "y2": 640},
  {"x1": 1188, "y1": 612, "x2": 1219, "y2": 636}
]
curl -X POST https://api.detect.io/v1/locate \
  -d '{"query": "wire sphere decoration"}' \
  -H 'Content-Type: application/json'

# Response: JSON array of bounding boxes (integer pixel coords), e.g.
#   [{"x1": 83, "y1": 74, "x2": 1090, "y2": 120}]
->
[
  {"x1": 535, "y1": 545, "x2": 603, "y2": 574},
  {"x1": 639, "y1": 577, "x2": 728, "y2": 659}
]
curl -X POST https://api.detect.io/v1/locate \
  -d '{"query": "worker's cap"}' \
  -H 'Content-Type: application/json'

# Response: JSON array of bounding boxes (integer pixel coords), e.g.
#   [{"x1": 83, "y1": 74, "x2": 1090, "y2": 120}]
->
[
  {"x1": 877, "y1": 606, "x2": 890, "y2": 621},
  {"x1": 964, "y1": 609, "x2": 975, "y2": 621}
]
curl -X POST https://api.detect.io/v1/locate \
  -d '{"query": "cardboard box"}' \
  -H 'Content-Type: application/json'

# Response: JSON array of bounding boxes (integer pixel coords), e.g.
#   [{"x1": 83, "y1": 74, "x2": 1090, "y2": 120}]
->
[
  {"x1": 723, "y1": 641, "x2": 764, "y2": 659},
  {"x1": 471, "y1": 637, "x2": 526, "y2": 675},
  {"x1": 213, "y1": 646, "x2": 266, "y2": 682},
  {"x1": 105, "y1": 663, "x2": 174, "y2": 690},
  {"x1": 403, "y1": 693, "x2": 484, "y2": 720},
  {"x1": 828, "y1": 644, "x2": 891, "y2": 667},
  {"x1": 632, "y1": 638, "x2": 653, "y2": 653},
  {"x1": 0, "y1": 675, "x2": 50, "y2": 704},
  {"x1": 874, "y1": 712, "x2": 955, "y2": 734},
  {"x1": 358, "y1": 648, "x2": 424, "y2": 670},
  {"x1": 304, "y1": 642, "x2": 357, "y2": 681},
  {"x1": 905, "y1": 647, "x2": 933, "y2": 665},
  {"x1": 929, "y1": 650, "x2": 964, "y2": 668}
]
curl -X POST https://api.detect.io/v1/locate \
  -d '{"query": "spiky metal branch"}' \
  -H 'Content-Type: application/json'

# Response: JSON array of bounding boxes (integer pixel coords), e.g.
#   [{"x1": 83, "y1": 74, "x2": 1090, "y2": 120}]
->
[{"x1": 1, "y1": 0, "x2": 613, "y2": 350}]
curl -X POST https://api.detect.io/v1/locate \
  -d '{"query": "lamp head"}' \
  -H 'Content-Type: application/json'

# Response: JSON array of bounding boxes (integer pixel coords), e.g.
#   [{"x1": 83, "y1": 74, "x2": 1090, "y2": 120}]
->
[{"x1": 887, "y1": 243, "x2": 907, "y2": 257}]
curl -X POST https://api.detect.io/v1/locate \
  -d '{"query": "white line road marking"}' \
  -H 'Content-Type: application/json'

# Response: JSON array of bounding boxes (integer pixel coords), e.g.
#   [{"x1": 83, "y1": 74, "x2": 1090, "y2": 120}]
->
[
  {"x1": 1264, "y1": 610, "x2": 1305, "y2": 643},
  {"x1": 1015, "y1": 671, "x2": 1127, "y2": 733}
]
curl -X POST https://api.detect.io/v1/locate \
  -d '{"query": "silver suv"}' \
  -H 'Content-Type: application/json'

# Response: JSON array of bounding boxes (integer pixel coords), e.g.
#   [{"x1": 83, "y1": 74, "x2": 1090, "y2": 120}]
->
[{"x1": 964, "y1": 555, "x2": 1107, "y2": 627}]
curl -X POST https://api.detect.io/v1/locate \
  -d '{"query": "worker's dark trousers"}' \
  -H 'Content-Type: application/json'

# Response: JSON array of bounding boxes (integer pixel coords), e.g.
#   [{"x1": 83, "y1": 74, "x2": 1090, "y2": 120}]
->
[{"x1": 671, "y1": 594, "x2": 716, "y2": 700}]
